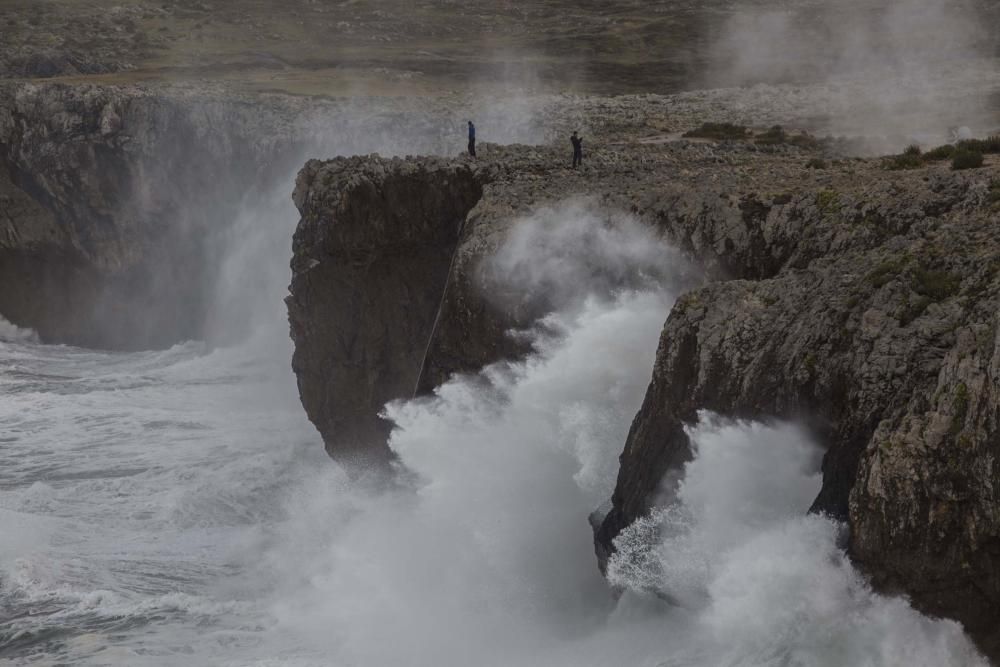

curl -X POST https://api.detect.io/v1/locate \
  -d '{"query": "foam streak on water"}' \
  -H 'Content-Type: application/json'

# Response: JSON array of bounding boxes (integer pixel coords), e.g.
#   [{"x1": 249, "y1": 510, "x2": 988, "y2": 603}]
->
[{"x1": 0, "y1": 336, "x2": 322, "y2": 665}]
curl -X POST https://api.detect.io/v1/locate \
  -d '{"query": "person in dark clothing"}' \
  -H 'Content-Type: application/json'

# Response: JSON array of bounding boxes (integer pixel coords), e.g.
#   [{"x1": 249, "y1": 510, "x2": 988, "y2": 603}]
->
[
  {"x1": 468, "y1": 121, "x2": 476, "y2": 157},
  {"x1": 571, "y1": 131, "x2": 583, "y2": 168}
]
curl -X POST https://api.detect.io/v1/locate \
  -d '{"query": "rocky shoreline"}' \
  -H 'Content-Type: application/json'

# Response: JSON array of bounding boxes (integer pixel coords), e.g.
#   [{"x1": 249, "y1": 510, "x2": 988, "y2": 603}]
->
[
  {"x1": 0, "y1": 76, "x2": 908, "y2": 348},
  {"x1": 287, "y1": 138, "x2": 1000, "y2": 660},
  {"x1": 0, "y1": 82, "x2": 323, "y2": 347},
  {"x1": 3, "y1": 74, "x2": 1000, "y2": 661}
]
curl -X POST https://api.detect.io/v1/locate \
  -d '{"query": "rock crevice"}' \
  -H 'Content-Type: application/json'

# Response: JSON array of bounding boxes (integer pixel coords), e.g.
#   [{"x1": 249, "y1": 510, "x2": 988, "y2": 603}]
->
[
  {"x1": 599, "y1": 170, "x2": 1000, "y2": 661},
  {"x1": 286, "y1": 142, "x2": 1000, "y2": 660}
]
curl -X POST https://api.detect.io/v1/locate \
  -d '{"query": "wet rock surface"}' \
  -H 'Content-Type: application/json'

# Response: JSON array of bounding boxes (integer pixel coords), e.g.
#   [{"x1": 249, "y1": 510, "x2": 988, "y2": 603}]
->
[
  {"x1": 4, "y1": 71, "x2": 1000, "y2": 660},
  {"x1": 601, "y1": 161, "x2": 1000, "y2": 661},
  {"x1": 290, "y1": 140, "x2": 1000, "y2": 660},
  {"x1": 287, "y1": 155, "x2": 484, "y2": 461}
]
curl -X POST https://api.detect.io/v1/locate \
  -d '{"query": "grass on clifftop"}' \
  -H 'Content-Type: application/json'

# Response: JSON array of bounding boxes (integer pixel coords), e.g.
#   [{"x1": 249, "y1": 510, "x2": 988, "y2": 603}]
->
[
  {"x1": 884, "y1": 135, "x2": 999, "y2": 171},
  {"x1": 683, "y1": 122, "x2": 750, "y2": 141},
  {"x1": 989, "y1": 179, "x2": 1000, "y2": 208},
  {"x1": 755, "y1": 125, "x2": 825, "y2": 150},
  {"x1": 683, "y1": 123, "x2": 827, "y2": 151},
  {"x1": 951, "y1": 148, "x2": 984, "y2": 170}
]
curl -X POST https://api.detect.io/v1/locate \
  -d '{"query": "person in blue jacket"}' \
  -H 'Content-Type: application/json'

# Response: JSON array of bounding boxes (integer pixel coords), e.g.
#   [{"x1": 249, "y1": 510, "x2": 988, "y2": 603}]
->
[{"x1": 468, "y1": 121, "x2": 476, "y2": 157}]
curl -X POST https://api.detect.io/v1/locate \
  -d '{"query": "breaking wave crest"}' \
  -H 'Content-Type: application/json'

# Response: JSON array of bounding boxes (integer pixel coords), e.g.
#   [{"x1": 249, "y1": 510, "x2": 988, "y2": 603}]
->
[{"x1": 0, "y1": 206, "x2": 987, "y2": 666}]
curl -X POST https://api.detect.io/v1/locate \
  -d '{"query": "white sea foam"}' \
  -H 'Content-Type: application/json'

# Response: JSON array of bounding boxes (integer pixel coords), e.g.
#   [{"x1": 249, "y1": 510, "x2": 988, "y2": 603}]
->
[
  {"x1": 0, "y1": 316, "x2": 38, "y2": 343},
  {"x1": 0, "y1": 79, "x2": 993, "y2": 664},
  {"x1": 0, "y1": 202, "x2": 988, "y2": 665}
]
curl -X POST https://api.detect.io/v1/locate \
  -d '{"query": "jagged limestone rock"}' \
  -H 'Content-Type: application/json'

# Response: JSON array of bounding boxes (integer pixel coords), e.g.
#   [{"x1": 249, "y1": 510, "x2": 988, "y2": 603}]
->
[
  {"x1": 287, "y1": 155, "x2": 484, "y2": 461},
  {"x1": 599, "y1": 166, "x2": 1000, "y2": 661},
  {"x1": 288, "y1": 143, "x2": 1000, "y2": 660}
]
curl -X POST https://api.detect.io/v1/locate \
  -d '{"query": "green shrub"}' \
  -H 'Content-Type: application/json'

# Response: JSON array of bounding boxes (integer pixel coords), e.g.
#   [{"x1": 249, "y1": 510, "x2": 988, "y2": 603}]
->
[
  {"x1": 957, "y1": 135, "x2": 1000, "y2": 155},
  {"x1": 743, "y1": 124, "x2": 827, "y2": 149},
  {"x1": 949, "y1": 382, "x2": 970, "y2": 437},
  {"x1": 755, "y1": 125, "x2": 787, "y2": 145},
  {"x1": 923, "y1": 144, "x2": 956, "y2": 161},
  {"x1": 816, "y1": 189, "x2": 840, "y2": 215},
  {"x1": 867, "y1": 257, "x2": 907, "y2": 288},
  {"x1": 903, "y1": 144, "x2": 922, "y2": 156},
  {"x1": 911, "y1": 267, "x2": 961, "y2": 301},
  {"x1": 788, "y1": 133, "x2": 825, "y2": 150},
  {"x1": 884, "y1": 152, "x2": 924, "y2": 170},
  {"x1": 683, "y1": 122, "x2": 750, "y2": 141},
  {"x1": 989, "y1": 179, "x2": 1000, "y2": 206},
  {"x1": 898, "y1": 296, "x2": 933, "y2": 325},
  {"x1": 952, "y1": 148, "x2": 984, "y2": 170}
]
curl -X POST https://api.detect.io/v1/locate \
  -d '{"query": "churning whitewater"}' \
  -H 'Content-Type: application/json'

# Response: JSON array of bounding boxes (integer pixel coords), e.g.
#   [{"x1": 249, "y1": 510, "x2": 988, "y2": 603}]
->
[{"x1": 0, "y1": 200, "x2": 987, "y2": 666}]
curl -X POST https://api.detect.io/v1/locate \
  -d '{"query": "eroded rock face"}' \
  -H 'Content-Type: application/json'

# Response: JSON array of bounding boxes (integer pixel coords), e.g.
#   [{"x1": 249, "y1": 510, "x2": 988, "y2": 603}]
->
[
  {"x1": 287, "y1": 156, "x2": 485, "y2": 461},
  {"x1": 597, "y1": 166, "x2": 1000, "y2": 660},
  {"x1": 284, "y1": 142, "x2": 696, "y2": 457},
  {"x1": 289, "y1": 142, "x2": 1000, "y2": 660},
  {"x1": 0, "y1": 82, "x2": 318, "y2": 348}
]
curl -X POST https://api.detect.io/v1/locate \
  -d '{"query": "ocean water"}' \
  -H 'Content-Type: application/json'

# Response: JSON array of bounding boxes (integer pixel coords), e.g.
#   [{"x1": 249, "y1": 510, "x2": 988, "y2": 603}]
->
[
  {"x1": 0, "y1": 203, "x2": 987, "y2": 666},
  {"x1": 3, "y1": 45, "x2": 998, "y2": 661}
]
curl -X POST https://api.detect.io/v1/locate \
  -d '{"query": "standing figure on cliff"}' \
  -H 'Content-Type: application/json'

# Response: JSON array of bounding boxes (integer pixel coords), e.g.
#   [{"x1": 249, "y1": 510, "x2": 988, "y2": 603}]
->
[
  {"x1": 571, "y1": 131, "x2": 583, "y2": 168},
  {"x1": 468, "y1": 121, "x2": 476, "y2": 157}
]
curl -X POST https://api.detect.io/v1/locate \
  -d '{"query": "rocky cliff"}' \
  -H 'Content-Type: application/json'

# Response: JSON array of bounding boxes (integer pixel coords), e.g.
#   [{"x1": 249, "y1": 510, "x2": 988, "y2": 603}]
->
[
  {"x1": 287, "y1": 144, "x2": 607, "y2": 459},
  {"x1": 0, "y1": 81, "x2": 491, "y2": 349},
  {"x1": 599, "y1": 162, "x2": 1000, "y2": 659},
  {"x1": 286, "y1": 140, "x2": 703, "y2": 458},
  {"x1": 287, "y1": 155, "x2": 484, "y2": 461},
  {"x1": 288, "y1": 139, "x2": 1000, "y2": 659},
  {"x1": 0, "y1": 82, "x2": 314, "y2": 348}
]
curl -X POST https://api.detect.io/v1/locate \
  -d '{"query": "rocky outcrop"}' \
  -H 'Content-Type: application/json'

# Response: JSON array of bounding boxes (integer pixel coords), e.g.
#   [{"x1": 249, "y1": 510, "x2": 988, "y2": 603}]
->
[
  {"x1": 3, "y1": 80, "x2": 635, "y2": 349},
  {"x1": 597, "y1": 164, "x2": 1000, "y2": 661},
  {"x1": 0, "y1": 82, "x2": 312, "y2": 347},
  {"x1": 286, "y1": 144, "x2": 596, "y2": 458},
  {"x1": 287, "y1": 156, "x2": 484, "y2": 461},
  {"x1": 0, "y1": 81, "x2": 490, "y2": 349},
  {"x1": 288, "y1": 140, "x2": 1000, "y2": 659},
  {"x1": 285, "y1": 141, "x2": 705, "y2": 458}
]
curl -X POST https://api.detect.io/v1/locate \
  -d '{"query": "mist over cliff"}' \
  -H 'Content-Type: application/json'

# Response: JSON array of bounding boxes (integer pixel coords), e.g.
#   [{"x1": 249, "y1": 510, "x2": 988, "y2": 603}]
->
[
  {"x1": 3, "y1": 0, "x2": 1000, "y2": 664},
  {"x1": 706, "y1": 0, "x2": 1000, "y2": 141}
]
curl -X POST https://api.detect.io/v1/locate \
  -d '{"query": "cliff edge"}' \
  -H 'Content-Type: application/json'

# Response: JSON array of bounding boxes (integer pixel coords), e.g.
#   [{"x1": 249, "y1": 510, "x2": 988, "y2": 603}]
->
[{"x1": 287, "y1": 139, "x2": 1000, "y2": 660}]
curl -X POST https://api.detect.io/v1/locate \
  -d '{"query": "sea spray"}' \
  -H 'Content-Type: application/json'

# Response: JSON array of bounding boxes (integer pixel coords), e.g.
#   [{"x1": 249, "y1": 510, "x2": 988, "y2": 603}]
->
[
  {"x1": 254, "y1": 207, "x2": 986, "y2": 665},
  {"x1": 0, "y1": 202, "x2": 989, "y2": 665}
]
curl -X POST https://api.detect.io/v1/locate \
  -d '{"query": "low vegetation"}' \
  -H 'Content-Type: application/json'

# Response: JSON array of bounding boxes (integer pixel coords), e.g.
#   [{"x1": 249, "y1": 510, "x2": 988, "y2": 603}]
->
[
  {"x1": 950, "y1": 382, "x2": 970, "y2": 438},
  {"x1": 755, "y1": 125, "x2": 788, "y2": 145},
  {"x1": 923, "y1": 144, "x2": 956, "y2": 161},
  {"x1": 816, "y1": 189, "x2": 840, "y2": 216},
  {"x1": 911, "y1": 267, "x2": 962, "y2": 301},
  {"x1": 867, "y1": 257, "x2": 907, "y2": 288},
  {"x1": 682, "y1": 123, "x2": 828, "y2": 152},
  {"x1": 683, "y1": 122, "x2": 750, "y2": 141},
  {"x1": 989, "y1": 179, "x2": 1000, "y2": 207},
  {"x1": 883, "y1": 135, "x2": 998, "y2": 171},
  {"x1": 884, "y1": 152, "x2": 924, "y2": 170},
  {"x1": 755, "y1": 124, "x2": 825, "y2": 149},
  {"x1": 889, "y1": 264, "x2": 963, "y2": 324},
  {"x1": 952, "y1": 148, "x2": 984, "y2": 171}
]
